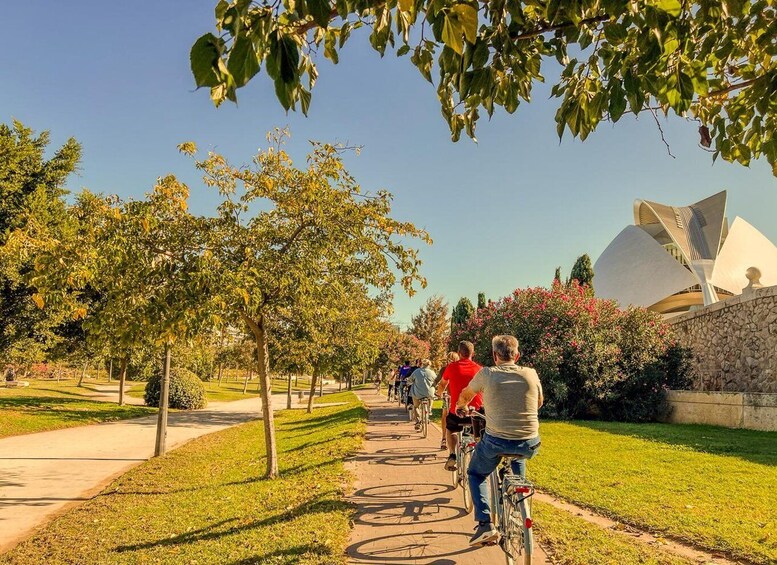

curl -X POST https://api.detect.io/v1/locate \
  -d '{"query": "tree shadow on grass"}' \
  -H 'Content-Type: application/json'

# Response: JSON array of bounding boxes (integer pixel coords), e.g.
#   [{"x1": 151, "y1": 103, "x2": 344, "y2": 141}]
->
[
  {"x1": 279, "y1": 407, "x2": 364, "y2": 432},
  {"x1": 570, "y1": 420, "x2": 777, "y2": 466},
  {"x1": 114, "y1": 498, "x2": 348, "y2": 553},
  {"x1": 226, "y1": 543, "x2": 335, "y2": 565}
]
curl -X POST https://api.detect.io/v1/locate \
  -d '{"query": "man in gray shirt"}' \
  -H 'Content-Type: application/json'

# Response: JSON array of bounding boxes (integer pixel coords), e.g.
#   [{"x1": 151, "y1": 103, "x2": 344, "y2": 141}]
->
[{"x1": 455, "y1": 334, "x2": 543, "y2": 547}]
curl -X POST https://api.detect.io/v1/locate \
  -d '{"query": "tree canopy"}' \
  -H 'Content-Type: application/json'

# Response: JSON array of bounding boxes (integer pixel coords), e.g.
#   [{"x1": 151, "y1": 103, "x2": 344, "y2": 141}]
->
[
  {"x1": 570, "y1": 253, "x2": 595, "y2": 287},
  {"x1": 191, "y1": 0, "x2": 777, "y2": 174},
  {"x1": 408, "y1": 295, "x2": 450, "y2": 367}
]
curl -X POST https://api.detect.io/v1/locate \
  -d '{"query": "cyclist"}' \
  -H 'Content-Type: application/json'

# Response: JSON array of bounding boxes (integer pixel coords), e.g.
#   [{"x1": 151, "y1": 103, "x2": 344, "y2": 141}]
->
[
  {"x1": 455, "y1": 334, "x2": 543, "y2": 547},
  {"x1": 397, "y1": 360, "x2": 413, "y2": 405},
  {"x1": 436, "y1": 341, "x2": 482, "y2": 472},
  {"x1": 386, "y1": 368, "x2": 397, "y2": 400},
  {"x1": 433, "y1": 351, "x2": 460, "y2": 449},
  {"x1": 406, "y1": 358, "x2": 436, "y2": 430}
]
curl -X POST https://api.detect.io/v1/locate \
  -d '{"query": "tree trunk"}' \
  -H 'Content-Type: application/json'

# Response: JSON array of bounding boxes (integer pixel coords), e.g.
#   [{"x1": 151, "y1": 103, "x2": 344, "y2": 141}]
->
[
  {"x1": 78, "y1": 360, "x2": 88, "y2": 387},
  {"x1": 348, "y1": 374, "x2": 353, "y2": 391},
  {"x1": 243, "y1": 369, "x2": 252, "y2": 394},
  {"x1": 118, "y1": 357, "x2": 128, "y2": 406},
  {"x1": 294, "y1": 374, "x2": 298, "y2": 387},
  {"x1": 338, "y1": 378, "x2": 342, "y2": 391},
  {"x1": 286, "y1": 374, "x2": 292, "y2": 410},
  {"x1": 307, "y1": 366, "x2": 319, "y2": 414},
  {"x1": 217, "y1": 363, "x2": 223, "y2": 386},
  {"x1": 319, "y1": 373, "x2": 324, "y2": 397},
  {"x1": 108, "y1": 359, "x2": 113, "y2": 383},
  {"x1": 243, "y1": 314, "x2": 278, "y2": 479},
  {"x1": 154, "y1": 344, "x2": 172, "y2": 457}
]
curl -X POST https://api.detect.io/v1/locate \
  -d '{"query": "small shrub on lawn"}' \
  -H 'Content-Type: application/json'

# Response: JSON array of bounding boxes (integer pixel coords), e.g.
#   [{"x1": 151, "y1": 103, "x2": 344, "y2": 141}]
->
[
  {"x1": 450, "y1": 281, "x2": 692, "y2": 421},
  {"x1": 144, "y1": 367, "x2": 207, "y2": 410}
]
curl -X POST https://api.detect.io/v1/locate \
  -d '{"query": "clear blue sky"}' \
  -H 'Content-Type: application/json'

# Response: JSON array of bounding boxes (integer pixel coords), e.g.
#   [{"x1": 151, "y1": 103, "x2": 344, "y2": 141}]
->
[{"x1": 3, "y1": 1, "x2": 775, "y2": 327}]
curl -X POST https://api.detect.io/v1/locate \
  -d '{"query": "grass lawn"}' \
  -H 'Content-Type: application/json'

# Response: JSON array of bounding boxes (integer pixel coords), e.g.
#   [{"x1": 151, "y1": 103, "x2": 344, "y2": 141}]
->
[
  {"x1": 1, "y1": 392, "x2": 366, "y2": 565},
  {"x1": 533, "y1": 501, "x2": 692, "y2": 565},
  {"x1": 529, "y1": 421, "x2": 777, "y2": 564},
  {"x1": 0, "y1": 379, "x2": 155, "y2": 439}
]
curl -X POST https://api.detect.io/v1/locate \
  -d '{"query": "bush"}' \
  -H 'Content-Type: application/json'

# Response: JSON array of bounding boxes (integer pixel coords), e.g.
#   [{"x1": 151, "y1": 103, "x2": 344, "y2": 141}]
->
[
  {"x1": 449, "y1": 281, "x2": 692, "y2": 422},
  {"x1": 144, "y1": 367, "x2": 207, "y2": 410}
]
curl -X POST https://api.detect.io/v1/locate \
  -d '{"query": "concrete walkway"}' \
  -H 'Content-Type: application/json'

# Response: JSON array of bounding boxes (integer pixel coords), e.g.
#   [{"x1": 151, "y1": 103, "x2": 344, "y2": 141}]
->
[
  {"x1": 0, "y1": 390, "x2": 330, "y2": 554},
  {"x1": 347, "y1": 389, "x2": 549, "y2": 564}
]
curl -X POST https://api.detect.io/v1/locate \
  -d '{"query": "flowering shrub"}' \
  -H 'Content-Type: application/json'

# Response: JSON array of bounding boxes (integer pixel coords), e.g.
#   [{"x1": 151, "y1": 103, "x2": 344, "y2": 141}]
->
[
  {"x1": 449, "y1": 281, "x2": 691, "y2": 421},
  {"x1": 375, "y1": 330, "x2": 430, "y2": 375}
]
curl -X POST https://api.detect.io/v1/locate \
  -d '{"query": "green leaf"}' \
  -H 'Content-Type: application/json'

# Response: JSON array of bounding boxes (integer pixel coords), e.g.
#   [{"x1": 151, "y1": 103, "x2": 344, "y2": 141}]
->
[
  {"x1": 442, "y1": 14, "x2": 464, "y2": 55},
  {"x1": 307, "y1": 0, "x2": 333, "y2": 28},
  {"x1": 190, "y1": 33, "x2": 222, "y2": 88},
  {"x1": 451, "y1": 5, "x2": 478, "y2": 45},
  {"x1": 608, "y1": 85, "x2": 628, "y2": 121},
  {"x1": 278, "y1": 37, "x2": 300, "y2": 84},
  {"x1": 299, "y1": 88, "x2": 312, "y2": 115},
  {"x1": 655, "y1": 0, "x2": 682, "y2": 17},
  {"x1": 228, "y1": 35, "x2": 261, "y2": 87},
  {"x1": 215, "y1": 0, "x2": 230, "y2": 28},
  {"x1": 397, "y1": 44, "x2": 411, "y2": 57},
  {"x1": 324, "y1": 30, "x2": 339, "y2": 63}
]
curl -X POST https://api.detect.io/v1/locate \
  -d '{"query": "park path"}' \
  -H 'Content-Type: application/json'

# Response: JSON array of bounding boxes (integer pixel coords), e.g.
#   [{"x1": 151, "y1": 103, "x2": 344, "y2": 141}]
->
[
  {"x1": 346, "y1": 388, "x2": 549, "y2": 564},
  {"x1": 0, "y1": 389, "x2": 334, "y2": 554}
]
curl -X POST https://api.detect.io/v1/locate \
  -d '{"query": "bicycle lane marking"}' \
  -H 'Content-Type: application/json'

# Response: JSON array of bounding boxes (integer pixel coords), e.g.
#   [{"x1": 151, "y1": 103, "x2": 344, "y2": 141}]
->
[{"x1": 346, "y1": 389, "x2": 549, "y2": 564}]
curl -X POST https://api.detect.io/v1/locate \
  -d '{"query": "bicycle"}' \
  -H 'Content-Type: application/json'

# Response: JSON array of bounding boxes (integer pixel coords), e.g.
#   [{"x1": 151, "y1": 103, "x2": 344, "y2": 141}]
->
[
  {"x1": 450, "y1": 415, "x2": 477, "y2": 514},
  {"x1": 471, "y1": 413, "x2": 536, "y2": 565},
  {"x1": 414, "y1": 397, "x2": 431, "y2": 438}
]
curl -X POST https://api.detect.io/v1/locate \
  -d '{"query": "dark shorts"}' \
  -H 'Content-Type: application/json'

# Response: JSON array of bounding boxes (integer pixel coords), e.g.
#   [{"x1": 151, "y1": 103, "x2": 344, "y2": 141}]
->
[{"x1": 445, "y1": 410, "x2": 485, "y2": 437}]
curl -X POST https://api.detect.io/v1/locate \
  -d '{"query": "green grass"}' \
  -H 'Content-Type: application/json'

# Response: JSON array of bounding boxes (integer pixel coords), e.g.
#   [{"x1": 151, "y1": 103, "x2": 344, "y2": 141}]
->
[
  {"x1": 529, "y1": 421, "x2": 777, "y2": 564},
  {"x1": 1, "y1": 393, "x2": 367, "y2": 565},
  {"x1": 0, "y1": 379, "x2": 155, "y2": 438},
  {"x1": 533, "y1": 501, "x2": 693, "y2": 565}
]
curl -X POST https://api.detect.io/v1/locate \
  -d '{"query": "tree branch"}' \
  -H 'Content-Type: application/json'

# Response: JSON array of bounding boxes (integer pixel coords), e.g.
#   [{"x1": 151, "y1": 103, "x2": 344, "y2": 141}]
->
[
  {"x1": 704, "y1": 77, "x2": 762, "y2": 98},
  {"x1": 511, "y1": 15, "x2": 610, "y2": 41}
]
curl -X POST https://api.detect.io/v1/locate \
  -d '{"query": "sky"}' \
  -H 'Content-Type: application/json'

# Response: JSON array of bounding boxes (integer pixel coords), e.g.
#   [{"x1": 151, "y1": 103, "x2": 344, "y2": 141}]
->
[{"x1": 3, "y1": 1, "x2": 776, "y2": 328}]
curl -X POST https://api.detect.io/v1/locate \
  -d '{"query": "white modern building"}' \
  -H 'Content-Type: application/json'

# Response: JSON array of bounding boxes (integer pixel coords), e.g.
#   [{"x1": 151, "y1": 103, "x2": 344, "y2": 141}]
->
[{"x1": 594, "y1": 191, "x2": 777, "y2": 314}]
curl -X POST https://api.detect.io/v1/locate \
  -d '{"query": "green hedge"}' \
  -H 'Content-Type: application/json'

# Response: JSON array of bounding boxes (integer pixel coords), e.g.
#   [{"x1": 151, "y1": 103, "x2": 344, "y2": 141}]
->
[{"x1": 144, "y1": 367, "x2": 207, "y2": 410}]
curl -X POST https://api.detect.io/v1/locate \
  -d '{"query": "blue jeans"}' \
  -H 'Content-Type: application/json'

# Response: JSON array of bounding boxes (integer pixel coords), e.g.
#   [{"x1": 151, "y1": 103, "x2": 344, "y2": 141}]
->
[{"x1": 467, "y1": 432, "x2": 540, "y2": 523}]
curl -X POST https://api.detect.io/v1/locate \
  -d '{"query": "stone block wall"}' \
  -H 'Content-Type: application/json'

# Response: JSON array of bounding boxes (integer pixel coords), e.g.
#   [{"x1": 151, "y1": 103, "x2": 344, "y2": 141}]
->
[{"x1": 667, "y1": 285, "x2": 777, "y2": 393}]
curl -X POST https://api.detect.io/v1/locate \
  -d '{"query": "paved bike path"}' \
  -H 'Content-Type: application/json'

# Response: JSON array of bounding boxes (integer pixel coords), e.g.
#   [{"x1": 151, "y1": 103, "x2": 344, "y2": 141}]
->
[
  {"x1": 0, "y1": 389, "x2": 336, "y2": 554},
  {"x1": 347, "y1": 389, "x2": 549, "y2": 564}
]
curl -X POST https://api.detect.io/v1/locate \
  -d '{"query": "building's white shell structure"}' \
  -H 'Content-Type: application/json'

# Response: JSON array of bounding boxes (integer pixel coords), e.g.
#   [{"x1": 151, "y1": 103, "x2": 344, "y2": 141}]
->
[{"x1": 594, "y1": 191, "x2": 777, "y2": 314}]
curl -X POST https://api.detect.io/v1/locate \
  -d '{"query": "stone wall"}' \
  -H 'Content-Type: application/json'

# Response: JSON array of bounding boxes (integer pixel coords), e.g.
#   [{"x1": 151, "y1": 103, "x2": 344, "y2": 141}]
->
[
  {"x1": 667, "y1": 285, "x2": 777, "y2": 393},
  {"x1": 664, "y1": 391, "x2": 777, "y2": 431}
]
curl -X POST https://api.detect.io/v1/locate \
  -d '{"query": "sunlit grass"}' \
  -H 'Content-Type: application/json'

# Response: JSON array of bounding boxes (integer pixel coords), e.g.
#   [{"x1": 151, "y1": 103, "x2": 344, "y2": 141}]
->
[{"x1": 2, "y1": 393, "x2": 367, "y2": 565}]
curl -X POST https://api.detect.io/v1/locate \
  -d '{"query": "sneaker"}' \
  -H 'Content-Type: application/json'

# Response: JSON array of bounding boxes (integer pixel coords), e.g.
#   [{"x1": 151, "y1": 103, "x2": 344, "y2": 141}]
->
[
  {"x1": 414, "y1": 423, "x2": 421, "y2": 431},
  {"x1": 444, "y1": 454, "x2": 457, "y2": 471},
  {"x1": 440, "y1": 440, "x2": 447, "y2": 450},
  {"x1": 470, "y1": 522, "x2": 499, "y2": 546}
]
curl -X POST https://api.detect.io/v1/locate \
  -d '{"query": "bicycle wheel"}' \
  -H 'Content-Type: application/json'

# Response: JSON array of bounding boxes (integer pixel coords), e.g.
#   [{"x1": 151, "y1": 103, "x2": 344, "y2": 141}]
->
[
  {"x1": 502, "y1": 494, "x2": 532, "y2": 565},
  {"x1": 461, "y1": 448, "x2": 473, "y2": 514},
  {"x1": 421, "y1": 401, "x2": 428, "y2": 438}
]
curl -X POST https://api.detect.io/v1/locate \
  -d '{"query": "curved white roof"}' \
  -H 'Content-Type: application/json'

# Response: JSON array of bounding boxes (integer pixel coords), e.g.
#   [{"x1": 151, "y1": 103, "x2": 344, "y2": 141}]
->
[{"x1": 594, "y1": 225, "x2": 699, "y2": 308}]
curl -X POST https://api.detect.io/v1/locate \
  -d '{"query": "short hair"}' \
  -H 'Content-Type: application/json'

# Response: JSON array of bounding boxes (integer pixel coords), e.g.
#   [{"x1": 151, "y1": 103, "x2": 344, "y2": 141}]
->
[
  {"x1": 492, "y1": 335, "x2": 520, "y2": 361},
  {"x1": 458, "y1": 341, "x2": 475, "y2": 358},
  {"x1": 446, "y1": 351, "x2": 460, "y2": 364},
  {"x1": 404, "y1": 360, "x2": 410, "y2": 365},
  {"x1": 421, "y1": 358, "x2": 432, "y2": 368}
]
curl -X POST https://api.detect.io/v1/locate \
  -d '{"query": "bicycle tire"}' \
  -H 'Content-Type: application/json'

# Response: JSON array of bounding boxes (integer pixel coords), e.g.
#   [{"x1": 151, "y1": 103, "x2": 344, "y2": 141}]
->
[
  {"x1": 421, "y1": 401, "x2": 428, "y2": 438},
  {"x1": 461, "y1": 448, "x2": 473, "y2": 514},
  {"x1": 501, "y1": 493, "x2": 532, "y2": 565}
]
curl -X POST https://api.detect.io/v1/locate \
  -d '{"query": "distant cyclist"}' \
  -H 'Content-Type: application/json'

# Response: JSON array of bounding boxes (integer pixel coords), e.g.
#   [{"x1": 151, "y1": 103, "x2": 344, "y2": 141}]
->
[
  {"x1": 397, "y1": 360, "x2": 413, "y2": 403},
  {"x1": 456, "y1": 335, "x2": 543, "y2": 547},
  {"x1": 437, "y1": 341, "x2": 482, "y2": 471},
  {"x1": 433, "y1": 351, "x2": 459, "y2": 449},
  {"x1": 406, "y1": 359, "x2": 436, "y2": 430}
]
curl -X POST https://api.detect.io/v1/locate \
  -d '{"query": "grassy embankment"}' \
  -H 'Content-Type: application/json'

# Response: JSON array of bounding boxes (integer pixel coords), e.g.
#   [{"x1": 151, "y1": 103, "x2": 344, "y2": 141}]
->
[
  {"x1": 0, "y1": 379, "x2": 154, "y2": 438},
  {"x1": 528, "y1": 421, "x2": 776, "y2": 564},
  {"x1": 2, "y1": 391, "x2": 366, "y2": 565}
]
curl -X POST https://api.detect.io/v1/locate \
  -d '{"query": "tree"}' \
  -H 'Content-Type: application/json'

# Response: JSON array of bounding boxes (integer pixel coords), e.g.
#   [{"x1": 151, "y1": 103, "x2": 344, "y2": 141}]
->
[
  {"x1": 554, "y1": 267, "x2": 562, "y2": 285},
  {"x1": 375, "y1": 325, "x2": 430, "y2": 374},
  {"x1": 0, "y1": 121, "x2": 81, "y2": 369},
  {"x1": 409, "y1": 295, "x2": 450, "y2": 368},
  {"x1": 570, "y1": 253, "x2": 595, "y2": 288},
  {"x1": 191, "y1": 0, "x2": 777, "y2": 174},
  {"x1": 477, "y1": 292, "x2": 487, "y2": 310},
  {"x1": 181, "y1": 129, "x2": 429, "y2": 477},
  {"x1": 450, "y1": 296, "x2": 475, "y2": 331},
  {"x1": 25, "y1": 180, "x2": 213, "y2": 451}
]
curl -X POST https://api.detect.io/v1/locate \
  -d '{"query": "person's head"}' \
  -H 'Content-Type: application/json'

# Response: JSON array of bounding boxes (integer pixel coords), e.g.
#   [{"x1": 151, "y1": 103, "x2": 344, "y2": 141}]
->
[
  {"x1": 457, "y1": 341, "x2": 475, "y2": 359},
  {"x1": 403, "y1": 360, "x2": 410, "y2": 366},
  {"x1": 414, "y1": 358, "x2": 421, "y2": 366},
  {"x1": 491, "y1": 335, "x2": 520, "y2": 364},
  {"x1": 446, "y1": 351, "x2": 460, "y2": 364},
  {"x1": 421, "y1": 358, "x2": 432, "y2": 368}
]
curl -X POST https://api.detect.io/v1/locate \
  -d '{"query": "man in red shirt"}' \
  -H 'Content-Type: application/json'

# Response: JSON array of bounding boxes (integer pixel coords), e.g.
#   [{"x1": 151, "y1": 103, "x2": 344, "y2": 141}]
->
[{"x1": 436, "y1": 341, "x2": 482, "y2": 471}]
